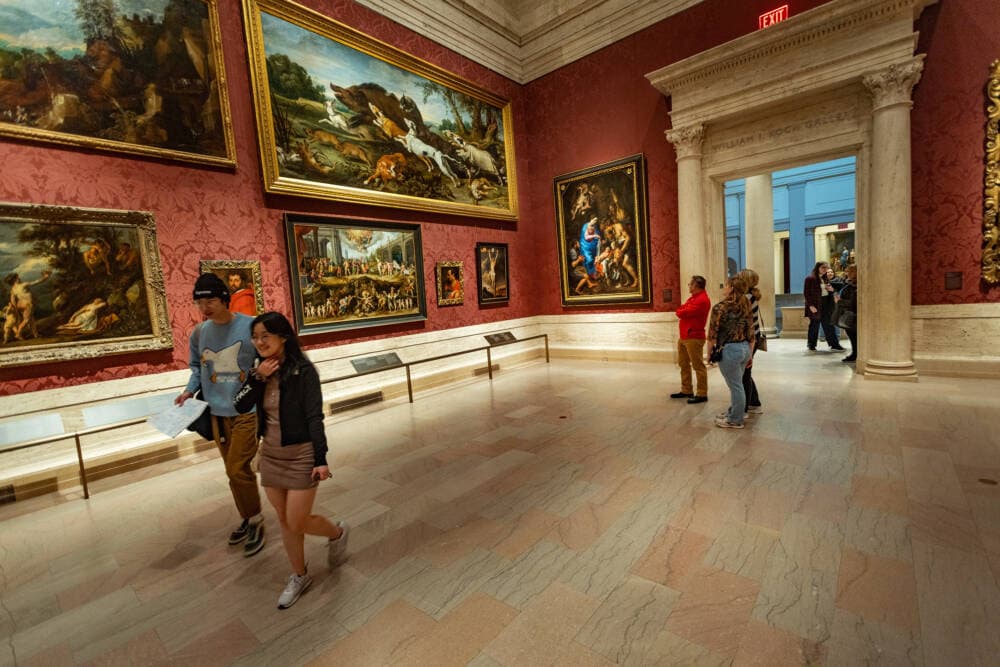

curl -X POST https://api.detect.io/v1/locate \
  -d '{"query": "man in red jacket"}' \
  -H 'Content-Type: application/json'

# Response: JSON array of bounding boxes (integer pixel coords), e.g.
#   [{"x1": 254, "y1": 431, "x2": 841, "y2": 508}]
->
[{"x1": 671, "y1": 275, "x2": 711, "y2": 404}]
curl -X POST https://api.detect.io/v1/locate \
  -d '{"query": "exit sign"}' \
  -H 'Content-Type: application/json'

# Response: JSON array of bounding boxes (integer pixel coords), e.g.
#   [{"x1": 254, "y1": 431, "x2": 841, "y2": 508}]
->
[{"x1": 759, "y1": 5, "x2": 789, "y2": 29}]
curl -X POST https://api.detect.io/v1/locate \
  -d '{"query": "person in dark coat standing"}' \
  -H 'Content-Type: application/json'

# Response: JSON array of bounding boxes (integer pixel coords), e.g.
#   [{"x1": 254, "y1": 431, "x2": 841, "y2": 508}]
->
[
  {"x1": 838, "y1": 265, "x2": 858, "y2": 362},
  {"x1": 803, "y1": 261, "x2": 845, "y2": 352}
]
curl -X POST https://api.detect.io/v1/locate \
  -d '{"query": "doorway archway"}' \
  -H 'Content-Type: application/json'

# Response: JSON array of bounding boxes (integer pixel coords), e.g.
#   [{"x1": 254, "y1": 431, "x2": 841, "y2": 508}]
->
[{"x1": 648, "y1": 0, "x2": 935, "y2": 379}]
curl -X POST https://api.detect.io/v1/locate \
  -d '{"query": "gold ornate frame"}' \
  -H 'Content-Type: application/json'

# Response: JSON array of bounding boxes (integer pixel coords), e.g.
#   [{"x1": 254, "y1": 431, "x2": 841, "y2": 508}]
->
[
  {"x1": 435, "y1": 261, "x2": 464, "y2": 306},
  {"x1": 0, "y1": 1, "x2": 236, "y2": 168},
  {"x1": 242, "y1": 0, "x2": 518, "y2": 220},
  {"x1": 199, "y1": 259, "x2": 266, "y2": 315},
  {"x1": 984, "y1": 60, "x2": 1000, "y2": 284},
  {"x1": 0, "y1": 202, "x2": 173, "y2": 368}
]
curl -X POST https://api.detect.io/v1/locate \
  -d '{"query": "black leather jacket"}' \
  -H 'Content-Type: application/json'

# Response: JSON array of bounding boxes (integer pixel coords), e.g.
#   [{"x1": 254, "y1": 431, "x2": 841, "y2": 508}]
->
[{"x1": 234, "y1": 357, "x2": 328, "y2": 467}]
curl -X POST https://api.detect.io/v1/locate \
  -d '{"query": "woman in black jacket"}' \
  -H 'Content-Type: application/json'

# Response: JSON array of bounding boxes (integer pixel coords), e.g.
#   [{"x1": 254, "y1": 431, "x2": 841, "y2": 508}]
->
[
  {"x1": 838, "y1": 265, "x2": 858, "y2": 362},
  {"x1": 234, "y1": 312, "x2": 348, "y2": 609}
]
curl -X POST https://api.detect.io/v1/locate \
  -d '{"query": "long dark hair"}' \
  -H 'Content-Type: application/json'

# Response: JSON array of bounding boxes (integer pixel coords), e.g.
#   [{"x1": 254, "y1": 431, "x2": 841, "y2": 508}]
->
[
  {"x1": 811, "y1": 261, "x2": 828, "y2": 280},
  {"x1": 251, "y1": 311, "x2": 309, "y2": 379}
]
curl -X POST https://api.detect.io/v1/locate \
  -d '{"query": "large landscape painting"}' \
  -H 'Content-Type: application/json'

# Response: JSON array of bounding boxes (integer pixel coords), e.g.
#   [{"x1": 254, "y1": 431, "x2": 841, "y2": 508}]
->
[
  {"x1": 0, "y1": 202, "x2": 173, "y2": 367},
  {"x1": 0, "y1": 0, "x2": 236, "y2": 166},
  {"x1": 243, "y1": 0, "x2": 517, "y2": 220}
]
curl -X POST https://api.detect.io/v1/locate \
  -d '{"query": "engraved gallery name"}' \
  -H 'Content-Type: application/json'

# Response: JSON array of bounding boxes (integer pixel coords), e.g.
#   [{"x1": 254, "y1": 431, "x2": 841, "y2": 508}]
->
[{"x1": 710, "y1": 110, "x2": 854, "y2": 152}]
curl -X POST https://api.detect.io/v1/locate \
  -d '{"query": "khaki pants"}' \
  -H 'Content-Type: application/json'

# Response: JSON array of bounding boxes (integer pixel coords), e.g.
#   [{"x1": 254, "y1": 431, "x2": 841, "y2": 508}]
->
[
  {"x1": 212, "y1": 412, "x2": 261, "y2": 519},
  {"x1": 677, "y1": 338, "x2": 707, "y2": 397}
]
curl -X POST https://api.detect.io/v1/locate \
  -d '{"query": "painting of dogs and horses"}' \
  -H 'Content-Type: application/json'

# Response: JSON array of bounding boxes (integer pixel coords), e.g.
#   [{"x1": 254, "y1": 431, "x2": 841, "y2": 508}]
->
[
  {"x1": 0, "y1": 0, "x2": 236, "y2": 166},
  {"x1": 553, "y1": 155, "x2": 651, "y2": 307},
  {"x1": 284, "y1": 214, "x2": 426, "y2": 334},
  {"x1": 242, "y1": 0, "x2": 518, "y2": 220},
  {"x1": 0, "y1": 202, "x2": 173, "y2": 368}
]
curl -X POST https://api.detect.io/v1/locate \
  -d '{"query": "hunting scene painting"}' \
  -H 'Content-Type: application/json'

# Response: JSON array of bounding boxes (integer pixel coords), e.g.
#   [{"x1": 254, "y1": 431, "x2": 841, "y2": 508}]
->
[
  {"x1": 285, "y1": 215, "x2": 426, "y2": 334},
  {"x1": 0, "y1": 0, "x2": 235, "y2": 166},
  {"x1": 553, "y1": 155, "x2": 651, "y2": 307},
  {"x1": 0, "y1": 203, "x2": 172, "y2": 367},
  {"x1": 243, "y1": 0, "x2": 517, "y2": 219}
]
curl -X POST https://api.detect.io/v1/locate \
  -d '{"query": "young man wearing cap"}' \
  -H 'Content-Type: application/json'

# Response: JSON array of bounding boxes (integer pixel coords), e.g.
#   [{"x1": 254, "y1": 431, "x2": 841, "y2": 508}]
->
[{"x1": 176, "y1": 273, "x2": 265, "y2": 556}]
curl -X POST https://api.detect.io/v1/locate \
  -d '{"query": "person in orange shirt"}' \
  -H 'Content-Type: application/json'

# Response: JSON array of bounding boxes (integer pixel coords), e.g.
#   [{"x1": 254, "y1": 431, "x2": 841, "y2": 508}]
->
[
  {"x1": 228, "y1": 272, "x2": 256, "y2": 316},
  {"x1": 670, "y1": 275, "x2": 711, "y2": 404}
]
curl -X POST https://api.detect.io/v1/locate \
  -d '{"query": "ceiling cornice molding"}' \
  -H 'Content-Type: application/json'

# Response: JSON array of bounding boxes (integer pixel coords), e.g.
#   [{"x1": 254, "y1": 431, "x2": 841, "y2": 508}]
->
[{"x1": 352, "y1": 0, "x2": 704, "y2": 83}]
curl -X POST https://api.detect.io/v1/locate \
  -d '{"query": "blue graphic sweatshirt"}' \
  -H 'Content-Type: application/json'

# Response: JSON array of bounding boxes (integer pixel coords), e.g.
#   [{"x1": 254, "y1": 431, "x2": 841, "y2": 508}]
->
[{"x1": 184, "y1": 314, "x2": 256, "y2": 417}]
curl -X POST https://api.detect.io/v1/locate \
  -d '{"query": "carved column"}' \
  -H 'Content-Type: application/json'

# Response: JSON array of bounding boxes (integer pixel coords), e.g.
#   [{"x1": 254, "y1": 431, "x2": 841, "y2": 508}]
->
[
  {"x1": 745, "y1": 174, "x2": 777, "y2": 335},
  {"x1": 862, "y1": 58, "x2": 923, "y2": 379},
  {"x1": 665, "y1": 124, "x2": 708, "y2": 294}
]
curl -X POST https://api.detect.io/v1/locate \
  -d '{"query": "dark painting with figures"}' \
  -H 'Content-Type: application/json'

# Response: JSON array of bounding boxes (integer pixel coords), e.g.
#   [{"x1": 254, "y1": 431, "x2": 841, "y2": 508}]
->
[
  {"x1": 476, "y1": 243, "x2": 508, "y2": 305},
  {"x1": 553, "y1": 155, "x2": 650, "y2": 306},
  {"x1": 0, "y1": 202, "x2": 172, "y2": 367},
  {"x1": 284, "y1": 214, "x2": 426, "y2": 334},
  {"x1": 243, "y1": 0, "x2": 517, "y2": 219},
  {"x1": 0, "y1": 0, "x2": 235, "y2": 166}
]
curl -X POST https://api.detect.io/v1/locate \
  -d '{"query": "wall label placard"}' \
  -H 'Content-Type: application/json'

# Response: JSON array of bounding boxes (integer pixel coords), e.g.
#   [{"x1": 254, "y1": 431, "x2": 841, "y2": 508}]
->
[{"x1": 350, "y1": 352, "x2": 403, "y2": 373}]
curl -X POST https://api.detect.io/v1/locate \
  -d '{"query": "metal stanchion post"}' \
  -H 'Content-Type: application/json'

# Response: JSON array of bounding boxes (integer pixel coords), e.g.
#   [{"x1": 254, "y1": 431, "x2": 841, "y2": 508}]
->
[
  {"x1": 544, "y1": 334, "x2": 550, "y2": 363},
  {"x1": 405, "y1": 364, "x2": 414, "y2": 403},
  {"x1": 486, "y1": 347, "x2": 493, "y2": 379},
  {"x1": 74, "y1": 433, "x2": 90, "y2": 499}
]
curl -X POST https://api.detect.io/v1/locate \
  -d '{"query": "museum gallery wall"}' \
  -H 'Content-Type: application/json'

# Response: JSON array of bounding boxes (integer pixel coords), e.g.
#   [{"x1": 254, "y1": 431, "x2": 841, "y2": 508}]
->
[{"x1": 2, "y1": 0, "x2": 999, "y2": 396}]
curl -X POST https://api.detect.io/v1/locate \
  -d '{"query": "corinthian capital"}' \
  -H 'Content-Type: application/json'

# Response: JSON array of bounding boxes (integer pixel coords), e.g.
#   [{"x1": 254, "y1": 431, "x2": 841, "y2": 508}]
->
[
  {"x1": 665, "y1": 124, "x2": 705, "y2": 160},
  {"x1": 863, "y1": 58, "x2": 925, "y2": 111}
]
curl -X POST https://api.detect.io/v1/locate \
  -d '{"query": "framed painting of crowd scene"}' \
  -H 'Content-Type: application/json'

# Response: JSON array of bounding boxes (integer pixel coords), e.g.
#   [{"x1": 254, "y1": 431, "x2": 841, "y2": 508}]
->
[
  {"x1": 198, "y1": 259, "x2": 265, "y2": 316},
  {"x1": 475, "y1": 243, "x2": 509, "y2": 305},
  {"x1": 553, "y1": 155, "x2": 651, "y2": 306},
  {"x1": 284, "y1": 214, "x2": 426, "y2": 334},
  {"x1": 0, "y1": 202, "x2": 173, "y2": 368},
  {"x1": 0, "y1": 0, "x2": 236, "y2": 167},
  {"x1": 435, "y1": 261, "x2": 464, "y2": 306},
  {"x1": 241, "y1": 0, "x2": 518, "y2": 220}
]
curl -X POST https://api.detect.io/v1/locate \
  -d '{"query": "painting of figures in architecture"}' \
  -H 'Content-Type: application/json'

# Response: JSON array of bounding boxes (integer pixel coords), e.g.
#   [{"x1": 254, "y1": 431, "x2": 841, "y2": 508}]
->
[
  {"x1": 0, "y1": 202, "x2": 173, "y2": 367},
  {"x1": 285, "y1": 214, "x2": 426, "y2": 334},
  {"x1": 242, "y1": 0, "x2": 517, "y2": 220},
  {"x1": 553, "y1": 154, "x2": 651, "y2": 306},
  {"x1": 0, "y1": 0, "x2": 236, "y2": 166}
]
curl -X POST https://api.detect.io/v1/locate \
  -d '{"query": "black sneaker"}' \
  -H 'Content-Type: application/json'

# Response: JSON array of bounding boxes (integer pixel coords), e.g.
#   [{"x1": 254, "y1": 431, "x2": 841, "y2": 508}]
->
[
  {"x1": 830, "y1": 345, "x2": 846, "y2": 351},
  {"x1": 228, "y1": 519, "x2": 250, "y2": 545},
  {"x1": 244, "y1": 521, "x2": 265, "y2": 557},
  {"x1": 670, "y1": 392, "x2": 693, "y2": 399},
  {"x1": 686, "y1": 396, "x2": 708, "y2": 404}
]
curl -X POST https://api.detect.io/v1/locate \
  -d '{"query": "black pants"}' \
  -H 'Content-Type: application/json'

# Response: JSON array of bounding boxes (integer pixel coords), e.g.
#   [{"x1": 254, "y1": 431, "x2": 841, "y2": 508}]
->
[
  {"x1": 807, "y1": 317, "x2": 840, "y2": 349},
  {"x1": 741, "y1": 346, "x2": 761, "y2": 408},
  {"x1": 845, "y1": 327, "x2": 858, "y2": 358}
]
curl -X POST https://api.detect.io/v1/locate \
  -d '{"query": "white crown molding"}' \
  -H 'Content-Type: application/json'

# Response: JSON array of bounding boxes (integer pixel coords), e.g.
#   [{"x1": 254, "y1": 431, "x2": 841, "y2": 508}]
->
[{"x1": 352, "y1": 0, "x2": 703, "y2": 83}]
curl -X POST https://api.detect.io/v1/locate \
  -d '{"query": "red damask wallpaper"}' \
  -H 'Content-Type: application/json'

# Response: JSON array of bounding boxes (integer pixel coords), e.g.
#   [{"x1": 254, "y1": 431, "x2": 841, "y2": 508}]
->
[
  {"x1": 911, "y1": 0, "x2": 1000, "y2": 304},
  {"x1": 0, "y1": 0, "x2": 530, "y2": 395}
]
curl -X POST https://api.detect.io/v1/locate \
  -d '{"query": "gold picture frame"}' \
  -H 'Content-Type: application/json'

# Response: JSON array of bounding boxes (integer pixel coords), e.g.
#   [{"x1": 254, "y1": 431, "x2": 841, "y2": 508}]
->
[
  {"x1": 984, "y1": 59, "x2": 1000, "y2": 285},
  {"x1": 0, "y1": 1, "x2": 237, "y2": 168},
  {"x1": 242, "y1": 0, "x2": 518, "y2": 220},
  {"x1": 435, "y1": 261, "x2": 464, "y2": 306},
  {"x1": 198, "y1": 259, "x2": 266, "y2": 316},
  {"x1": 0, "y1": 202, "x2": 173, "y2": 368}
]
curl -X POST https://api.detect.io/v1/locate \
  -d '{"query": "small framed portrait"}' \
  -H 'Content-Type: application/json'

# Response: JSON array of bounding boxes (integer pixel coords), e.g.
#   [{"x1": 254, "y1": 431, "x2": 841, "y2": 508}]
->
[
  {"x1": 435, "y1": 261, "x2": 465, "y2": 306},
  {"x1": 475, "y1": 243, "x2": 509, "y2": 305},
  {"x1": 198, "y1": 260, "x2": 265, "y2": 316}
]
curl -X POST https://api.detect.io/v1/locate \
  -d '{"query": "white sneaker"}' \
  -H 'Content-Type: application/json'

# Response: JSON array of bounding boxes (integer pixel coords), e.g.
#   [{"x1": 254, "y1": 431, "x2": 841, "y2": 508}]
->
[
  {"x1": 328, "y1": 521, "x2": 350, "y2": 567},
  {"x1": 277, "y1": 572, "x2": 312, "y2": 609},
  {"x1": 747, "y1": 406, "x2": 764, "y2": 415}
]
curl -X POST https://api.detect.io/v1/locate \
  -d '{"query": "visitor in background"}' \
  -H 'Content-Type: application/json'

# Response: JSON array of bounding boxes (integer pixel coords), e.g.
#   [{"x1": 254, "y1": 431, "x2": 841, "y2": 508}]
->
[
  {"x1": 234, "y1": 311, "x2": 348, "y2": 610},
  {"x1": 803, "y1": 261, "x2": 845, "y2": 352},
  {"x1": 736, "y1": 269, "x2": 764, "y2": 416},
  {"x1": 707, "y1": 276, "x2": 755, "y2": 429},
  {"x1": 838, "y1": 265, "x2": 858, "y2": 362},
  {"x1": 670, "y1": 275, "x2": 711, "y2": 404}
]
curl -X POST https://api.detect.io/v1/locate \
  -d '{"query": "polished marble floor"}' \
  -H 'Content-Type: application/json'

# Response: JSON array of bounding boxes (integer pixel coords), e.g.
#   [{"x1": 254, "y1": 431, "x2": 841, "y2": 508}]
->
[{"x1": 2, "y1": 339, "x2": 1000, "y2": 666}]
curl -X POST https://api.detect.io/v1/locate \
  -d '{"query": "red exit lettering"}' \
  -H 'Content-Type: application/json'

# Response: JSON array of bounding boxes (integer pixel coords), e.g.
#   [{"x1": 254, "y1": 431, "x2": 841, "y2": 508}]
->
[{"x1": 759, "y1": 5, "x2": 789, "y2": 29}]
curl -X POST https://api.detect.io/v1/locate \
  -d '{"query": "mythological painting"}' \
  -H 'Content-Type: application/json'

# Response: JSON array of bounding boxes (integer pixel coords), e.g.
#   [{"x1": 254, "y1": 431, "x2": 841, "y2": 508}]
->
[
  {"x1": 553, "y1": 155, "x2": 651, "y2": 306},
  {"x1": 0, "y1": 0, "x2": 236, "y2": 166},
  {"x1": 242, "y1": 0, "x2": 517, "y2": 219},
  {"x1": 198, "y1": 259, "x2": 264, "y2": 316},
  {"x1": 284, "y1": 214, "x2": 425, "y2": 334},
  {"x1": 0, "y1": 202, "x2": 172, "y2": 367}
]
